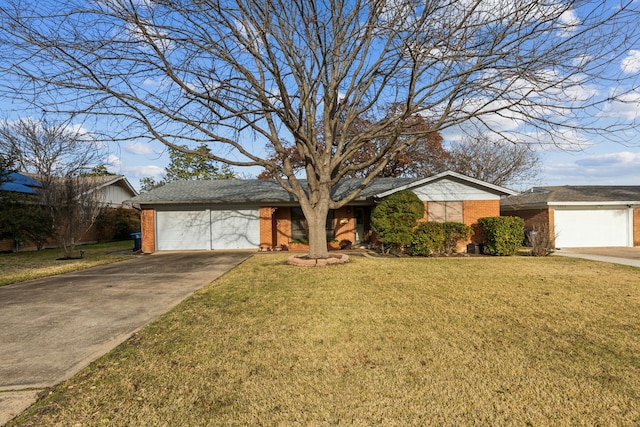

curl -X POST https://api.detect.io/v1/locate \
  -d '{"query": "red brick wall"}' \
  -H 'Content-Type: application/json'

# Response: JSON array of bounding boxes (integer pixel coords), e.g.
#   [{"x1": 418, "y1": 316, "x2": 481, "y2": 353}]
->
[
  {"x1": 259, "y1": 207, "x2": 292, "y2": 248},
  {"x1": 334, "y1": 206, "x2": 355, "y2": 242},
  {"x1": 259, "y1": 207, "x2": 274, "y2": 249},
  {"x1": 274, "y1": 207, "x2": 291, "y2": 246},
  {"x1": 463, "y1": 200, "x2": 500, "y2": 243},
  {"x1": 634, "y1": 208, "x2": 640, "y2": 246},
  {"x1": 501, "y1": 207, "x2": 555, "y2": 246},
  {"x1": 140, "y1": 208, "x2": 155, "y2": 253}
]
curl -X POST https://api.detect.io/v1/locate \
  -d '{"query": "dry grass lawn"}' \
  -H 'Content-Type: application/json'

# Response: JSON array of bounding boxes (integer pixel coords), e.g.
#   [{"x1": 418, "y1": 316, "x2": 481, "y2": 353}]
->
[
  {"x1": 0, "y1": 241, "x2": 135, "y2": 286},
  {"x1": 10, "y1": 253, "x2": 640, "y2": 426}
]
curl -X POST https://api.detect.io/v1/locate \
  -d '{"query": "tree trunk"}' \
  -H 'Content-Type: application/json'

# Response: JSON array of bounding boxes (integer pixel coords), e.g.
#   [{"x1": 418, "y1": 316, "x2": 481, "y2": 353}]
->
[{"x1": 302, "y1": 201, "x2": 330, "y2": 260}]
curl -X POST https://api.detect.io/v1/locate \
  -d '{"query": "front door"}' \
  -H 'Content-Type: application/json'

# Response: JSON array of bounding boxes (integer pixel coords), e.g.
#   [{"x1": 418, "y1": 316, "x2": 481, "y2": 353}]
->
[{"x1": 355, "y1": 207, "x2": 366, "y2": 243}]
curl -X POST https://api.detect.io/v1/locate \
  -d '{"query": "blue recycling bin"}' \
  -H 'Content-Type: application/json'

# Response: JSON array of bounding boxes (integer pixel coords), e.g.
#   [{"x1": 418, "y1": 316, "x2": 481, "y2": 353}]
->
[{"x1": 130, "y1": 232, "x2": 142, "y2": 252}]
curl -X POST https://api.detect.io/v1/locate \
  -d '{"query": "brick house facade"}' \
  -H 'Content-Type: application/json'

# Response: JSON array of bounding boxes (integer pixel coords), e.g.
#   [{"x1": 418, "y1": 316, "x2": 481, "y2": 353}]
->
[{"x1": 132, "y1": 171, "x2": 517, "y2": 253}]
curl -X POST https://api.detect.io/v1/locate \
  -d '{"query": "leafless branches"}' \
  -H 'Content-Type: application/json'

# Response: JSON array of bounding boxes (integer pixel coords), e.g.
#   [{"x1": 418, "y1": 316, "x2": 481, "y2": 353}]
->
[{"x1": 0, "y1": 0, "x2": 638, "y2": 257}]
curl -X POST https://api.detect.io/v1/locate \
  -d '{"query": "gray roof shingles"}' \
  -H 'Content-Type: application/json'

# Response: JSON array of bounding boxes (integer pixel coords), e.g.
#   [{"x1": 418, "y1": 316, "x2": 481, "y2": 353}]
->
[
  {"x1": 131, "y1": 178, "x2": 421, "y2": 205},
  {"x1": 502, "y1": 186, "x2": 640, "y2": 209}
]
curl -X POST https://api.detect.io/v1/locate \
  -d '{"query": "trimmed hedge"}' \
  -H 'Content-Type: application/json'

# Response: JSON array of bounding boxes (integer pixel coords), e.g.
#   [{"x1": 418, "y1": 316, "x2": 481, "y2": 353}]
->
[
  {"x1": 409, "y1": 221, "x2": 473, "y2": 256},
  {"x1": 443, "y1": 222, "x2": 473, "y2": 254},
  {"x1": 478, "y1": 216, "x2": 525, "y2": 256},
  {"x1": 410, "y1": 222, "x2": 445, "y2": 256}
]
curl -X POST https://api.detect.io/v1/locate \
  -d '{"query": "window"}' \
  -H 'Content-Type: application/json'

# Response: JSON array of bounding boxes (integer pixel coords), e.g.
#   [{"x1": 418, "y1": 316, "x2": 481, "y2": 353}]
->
[
  {"x1": 290, "y1": 207, "x2": 307, "y2": 241},
  {"x1": 290, "y1": 207, "x2": 336, "y2": 241},
  {"x1": 428, "y1": 201, "x2": 463, "y2": 222}
]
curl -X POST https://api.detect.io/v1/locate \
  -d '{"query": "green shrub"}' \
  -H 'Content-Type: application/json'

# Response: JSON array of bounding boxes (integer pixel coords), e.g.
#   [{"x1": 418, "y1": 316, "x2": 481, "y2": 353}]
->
[
  {"x1": 442, "y1": 222, "x2": 473, "y2": 254},
  {"x1": 409, "y1": 221, "x2": 473, "y2": 256},
  {"x1": 409, "y1": 222, "x2": 445, "y2": 256},
  {"x1": 478, "y1": 216, "x2": 525, "y2": 256},
  {"x1": 371, "y1": 190, "x2": 425, "y2": 252}
]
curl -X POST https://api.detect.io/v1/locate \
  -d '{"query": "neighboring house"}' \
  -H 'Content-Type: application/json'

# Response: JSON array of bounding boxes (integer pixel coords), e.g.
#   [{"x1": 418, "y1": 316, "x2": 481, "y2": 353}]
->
[
  {"x1": 130, "y1": 170, "x2": 517, "y2": 253},
  {"x1": 20, "y1": 173, "x2": 138, "y2": 208},
  {"x1": 0, "y1": 174, "x2": 138, "y2": 251},
  {"x1": 500, "y1": 186, "x2": 640, "y2": 248},
  {"x1": 0, "y1": 171, "x2": 42, "y2": 194}
]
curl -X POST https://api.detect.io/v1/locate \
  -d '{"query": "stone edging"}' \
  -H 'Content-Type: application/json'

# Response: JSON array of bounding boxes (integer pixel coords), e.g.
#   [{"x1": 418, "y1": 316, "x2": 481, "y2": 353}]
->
[{"x1": 287, "y1": 253, "x2": 350, "y2": 266}]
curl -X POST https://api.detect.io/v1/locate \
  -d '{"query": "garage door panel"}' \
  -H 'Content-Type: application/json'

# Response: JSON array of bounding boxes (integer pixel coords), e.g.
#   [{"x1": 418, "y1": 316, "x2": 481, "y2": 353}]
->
[
  {"x1": 210, "y1": 209, "x2": 260, "y2": 249},
  {"x1": 156, "y1": 208, "x2": 259, "y2": 251},
  {"x1": 555, "y1": 209, "x2": 629, "y2": 248},
  {"x1": 156, "y1": 210, "x2": 210, "y2": 250}
]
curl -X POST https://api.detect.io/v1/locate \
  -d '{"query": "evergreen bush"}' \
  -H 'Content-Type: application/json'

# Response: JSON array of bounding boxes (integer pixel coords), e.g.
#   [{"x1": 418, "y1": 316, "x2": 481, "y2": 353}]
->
[
  {"x1": 409, "y1": 222, "x2": 445, "y2": 256},
  {"x1": 478, "y1": 216, "x2": 524, "y2": 256},
  {"x1": 442, "y1": 222, "x2": 473, "y2": 254},
  {"x1": 371, "y1": 190, "x2": 425, "y2": 252}
]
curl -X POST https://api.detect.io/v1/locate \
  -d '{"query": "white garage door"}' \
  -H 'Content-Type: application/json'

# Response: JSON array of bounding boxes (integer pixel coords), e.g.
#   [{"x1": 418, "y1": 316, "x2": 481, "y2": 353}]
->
[
  {"x1": 156, "y1": 208, "x2": 260, "y2": 250},
  {"x1": 554, "y1": 208, "x2": 630, "y2": 248}
]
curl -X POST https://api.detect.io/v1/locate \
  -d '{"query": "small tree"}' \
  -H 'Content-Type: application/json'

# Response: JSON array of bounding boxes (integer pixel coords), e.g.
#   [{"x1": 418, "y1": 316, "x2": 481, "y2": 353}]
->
[
  {"x1": 41, "y1": 176, "x2": 104, "y2": 257},
  {"x1": 371, "y1": 190, "x2": 425, "y2": 253},
  {"x1": 527, "y1": 223, "x2": 556, "y2": 257},
  {"x1": 478, "y1": 217, "x2": 525, "y2": 256},
  {"x1": 0, "y1": 118, "x2": 106, "y2": 257}
]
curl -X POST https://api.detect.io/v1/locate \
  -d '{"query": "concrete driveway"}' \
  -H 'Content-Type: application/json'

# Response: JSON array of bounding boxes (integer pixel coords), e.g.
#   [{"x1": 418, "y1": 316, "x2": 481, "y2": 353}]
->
[
  {"x1": 553, "y1": 247, "x2": 640, "y2": 267},
  {"x1": 0, "y1": 250, "x2": 254, "y2": 425}
]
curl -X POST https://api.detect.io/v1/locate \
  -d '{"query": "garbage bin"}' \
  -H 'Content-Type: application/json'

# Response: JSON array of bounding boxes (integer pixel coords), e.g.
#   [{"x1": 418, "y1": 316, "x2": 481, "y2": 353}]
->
[
  {"x1": 467, "y1": 243, "x2": 484, "y2": 254},
  {"x1": 130, "y1": 232, "x2": 142, "y2": 252}
]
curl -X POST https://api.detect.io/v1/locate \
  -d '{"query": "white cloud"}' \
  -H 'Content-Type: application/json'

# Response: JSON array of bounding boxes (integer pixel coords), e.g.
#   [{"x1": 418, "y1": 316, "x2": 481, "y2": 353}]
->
[
  {"x1": 575, "y1": 151, "x2": 640, "y2": 168},
  {"x1": 601, "y1": 92, "x2": 640, "y2": 120},
  {"x1": 542, "y1": 150, "x2": 640, "y2": 185},
  {"x1": 105, "y1": 154, "x2": 121, "y2": 167},
  {"x1": 124, "y1": 141, "x2": 156, "y2": 155},
  {"x1": 621, "y1": 50, "x2": 640, "y2": 74},
  {"x1": 121, "y1": 164, "x2": 164, "y2": 180}
]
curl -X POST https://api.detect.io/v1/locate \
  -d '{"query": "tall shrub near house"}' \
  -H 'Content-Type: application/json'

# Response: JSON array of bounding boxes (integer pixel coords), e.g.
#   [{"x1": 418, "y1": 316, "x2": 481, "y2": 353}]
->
[
  {"x1": 409, "y1": 222, "x2": 445, "y2": 256},
  {"x1": 443, "y1": 222, "x2": 473, "y2": 253},
  {"x1": 410, "y1": 221, "x2": 473, "y2": 256},
  {"x1": 478, "y1": 216, "x2": 525, "y2": 256},
  {"x1": 371, "y1": 190, "x2": 424, "y2": 253}
]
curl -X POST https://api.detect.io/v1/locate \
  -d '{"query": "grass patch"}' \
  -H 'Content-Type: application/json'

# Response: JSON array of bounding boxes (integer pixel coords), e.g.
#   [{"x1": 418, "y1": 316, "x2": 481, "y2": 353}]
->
[
  {"x1": 0, "y1": 241, "x2": 135, "y2": 287},
  {"x1": 10, "y1": 254, "x2": 640, "y2": 425}
]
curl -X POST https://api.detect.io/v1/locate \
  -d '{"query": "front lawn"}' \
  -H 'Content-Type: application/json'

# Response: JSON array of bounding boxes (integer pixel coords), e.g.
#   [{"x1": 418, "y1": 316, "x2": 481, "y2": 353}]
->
[
  {"x1": 0, "y1": 241, "x2": 135, "y2": 286},
  {"x1": 10, "y1": 254, "x2": 640, "y2": 425}
]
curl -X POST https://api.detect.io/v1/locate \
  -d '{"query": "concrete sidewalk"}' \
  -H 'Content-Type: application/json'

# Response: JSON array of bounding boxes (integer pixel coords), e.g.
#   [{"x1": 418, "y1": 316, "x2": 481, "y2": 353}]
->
[
  {"x1": 553, "y1": 247, "x2": 640, "y2": 268},
  {"x1": 0, "y1": 250, "x2": 253, "y2": 426}
]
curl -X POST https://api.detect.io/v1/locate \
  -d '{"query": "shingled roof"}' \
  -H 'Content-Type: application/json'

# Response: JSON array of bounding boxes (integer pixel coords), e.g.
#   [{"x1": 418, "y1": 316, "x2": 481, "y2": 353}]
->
[
  {"x1": 501, "y1": 186, "x2": 640, "y2": 209},
  {"x1": 131, "y1": 177, "x2": 421, "y2": 205}
]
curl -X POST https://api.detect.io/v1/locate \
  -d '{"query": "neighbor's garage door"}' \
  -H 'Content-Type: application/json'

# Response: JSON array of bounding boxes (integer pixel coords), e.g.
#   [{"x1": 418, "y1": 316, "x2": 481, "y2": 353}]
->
[
  {"x1": 156, "y1": 208, "x2": 260, "y2": 251},
  {"x1": 554, "y1": 208, "x2": 630, "y2": 248}
]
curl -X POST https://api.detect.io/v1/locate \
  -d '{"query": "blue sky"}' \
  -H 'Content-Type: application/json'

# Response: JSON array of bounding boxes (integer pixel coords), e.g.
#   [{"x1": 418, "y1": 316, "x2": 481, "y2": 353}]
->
[
  {"x1": 102, "y1": 126, "x2": 640, "y2": 192},
  {"x1": 2, "y1": 0, "x2": 640, "y2": 192}
]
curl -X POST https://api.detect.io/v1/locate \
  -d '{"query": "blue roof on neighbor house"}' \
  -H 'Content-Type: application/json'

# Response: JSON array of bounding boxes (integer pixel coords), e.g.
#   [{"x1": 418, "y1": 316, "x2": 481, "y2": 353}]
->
[{"x1": 0, "y1": 172, "x2": 42, "y2": 194}]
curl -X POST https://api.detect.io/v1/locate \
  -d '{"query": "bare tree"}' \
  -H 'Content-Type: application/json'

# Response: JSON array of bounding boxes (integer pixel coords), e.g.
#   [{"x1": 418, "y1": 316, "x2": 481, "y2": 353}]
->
[
  {"x1": 443, "y1": 134, "x2": 541, "y2": 187},
  {"x1": 41, "y1": 175, "x2": 105, "y2": 258},
  {"x1": 0, "y1": 118, "x2": 105, "y2": 257},
  {"x1": 0, "y1": 0, "x2": 638, "y2": 258}
]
